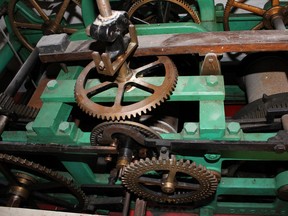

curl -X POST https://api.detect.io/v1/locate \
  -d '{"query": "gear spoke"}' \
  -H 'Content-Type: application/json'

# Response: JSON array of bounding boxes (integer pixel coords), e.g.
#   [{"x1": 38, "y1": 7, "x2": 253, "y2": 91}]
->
[
  {"x1": 75, "y1": 56, "x2": 178, "y2": 120},
  {"x1": 175, "y1": 181, "x2": 200, "y2": 190},
  {"x1": 14, "y1": 21, "x2": 42, "y2": 30},
  {"x1": 62, "y1": 27, "x2": 78, "y2": 34},
  {"x1": 0, "y1": 154, "x2": 86, "y2": 210},
  {"x1": 134, "y1": 59, "x2": 162, "y2": 76},
  {"x1": 272, "y1": 0, "x2": 280, "y2": 7},
  {"x1": 128, "y1": 0, "x2": 200, "y2": 24},
  {"x1": 85, "y1": 81, "x2": 114, "y2": 96},
  {"x1": 122, "y1": 158, "x2": 218, "y2": 203},
  {"x1": 252, "y1": 21, "x2": 264, "y2": 30},
  {"x1": 232, "y1": 2, "x2": 266, "y2": 15},
  {"x1": 223, "y1": 0, "x2": 286, "y2": 30},
  {"x1": 113, "y1": 84, "x2": 125, "y2": 106},
  {"x1": 138, "y1": 176, "x2": 162, "y2": 186},
  {"x1": 54, "y1": 0, "x2": 71, "y2": 25},
  {"x1": 28, "y1": 0, "x2": 49, "y2": 21},
  {"x1": 133, "y1": 79, "x2": 159, "y2": 93}
]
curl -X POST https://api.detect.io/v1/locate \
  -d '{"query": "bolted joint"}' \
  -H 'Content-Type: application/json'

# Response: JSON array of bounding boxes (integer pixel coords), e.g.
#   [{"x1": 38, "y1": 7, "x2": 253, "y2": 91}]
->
[
  {"x1": 227, "y1": 122, "x2": 241, "y2": 135},
  {"x1": 183, "y1": 123, "x2": 198, "y2": 135},
  {"x1": 47, "y1": 80, "x2": 58, "y2": 90},
  {"x1": 274, "y1": 144, "x2": 286, "y2": 153},
  {"x1": 206, "y1": 75, "x2": 218, "y2": 86},
  {"x1": 58, "y1": 121, "x2": 71, "y2": 133}
]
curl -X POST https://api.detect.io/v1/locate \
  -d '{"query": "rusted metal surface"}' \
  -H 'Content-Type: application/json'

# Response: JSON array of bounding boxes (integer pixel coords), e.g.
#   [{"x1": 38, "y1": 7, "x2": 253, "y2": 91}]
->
[
  {"x1": 74, "y1": 56, "x2": 178, "y2": 120},
  {"x1": 39, "y1": 30, "x2": 288, "y2": 63}
]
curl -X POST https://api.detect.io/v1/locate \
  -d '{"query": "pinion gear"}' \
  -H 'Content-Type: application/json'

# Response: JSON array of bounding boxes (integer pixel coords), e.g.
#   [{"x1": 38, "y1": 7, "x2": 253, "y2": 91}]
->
[
  {"x1": 122, "y1": 157, "x2": 218, "y2": 203},
  {"x1": 75, "y1": 56, "x2": 178, "y2": 121},
  {"x1": 90, "y1": 121, "x2": 161, "y2": 146},
  {"x1": 0, "y1": 153, "x2": 86, "y2": 210}
]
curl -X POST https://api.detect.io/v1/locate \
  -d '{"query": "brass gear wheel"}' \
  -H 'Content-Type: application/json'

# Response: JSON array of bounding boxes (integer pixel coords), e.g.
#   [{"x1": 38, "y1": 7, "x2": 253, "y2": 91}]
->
[
  {"x1": 223, "y1": 0, "x2": 288, "y2": 30},
  {"x1": 128, "y1": 0, "x2": 200, "y2": 24},
  {"x1": 8, "y1": 0, "x2": 81, "y2": 51},
  {"x1": 122, "y1": 157, "x2": 218, "y2": 203},
  {"x1": 0, "y1": 153, "x2": 86, "y2": 210},
  {"x1": 90, "y1": 121, "x2": 161, "y2": 146},
  {"x1": 75, "y1": 56, "x2": 178, "y2": 121}
]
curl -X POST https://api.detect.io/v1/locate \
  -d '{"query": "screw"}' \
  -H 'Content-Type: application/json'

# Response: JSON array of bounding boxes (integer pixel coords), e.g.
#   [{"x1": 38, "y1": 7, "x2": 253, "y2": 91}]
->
[
  {"x1": 227, "y1": 122, "x2": 241, "y2": 135},
  {"x1": 47, "y1": 80, "x2": 58, "y2": 90},
  {"x1": 160, "y1": 147, "x2": 167, "y2": 154},
  {"x1": 183, "y1": 123, "x2": 198, "y2": 135},
  {"x1": 205, "y1": 154, "x2": 221, "y2": 161},
  {"x1": 206, "y1": 75, "x2": 218, "y2": 86},
  {"x1": 274, "y1": 144, "x2": 286, "y2": 153},
  {"x1": 59, "y1": 122, "x2": 70, "y2": 133}
]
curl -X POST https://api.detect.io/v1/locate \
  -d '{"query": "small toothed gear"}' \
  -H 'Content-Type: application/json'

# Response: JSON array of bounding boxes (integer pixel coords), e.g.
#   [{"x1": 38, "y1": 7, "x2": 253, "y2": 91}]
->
[
  {"x1": 0, "y1": 153, "x2": 86, "y2": 210},
  {"x1": 128, "y1": 0, "x2": 201, "y2": 24},
  {"x1": 90, "y1": 121, "x2": 161, "y2": 146},
  {"x1": 122, "y1": 157, "x2": 218, "y2": 203},
  {"x1": 75, "y1": 56, "x2": 178, "y2": 121}
]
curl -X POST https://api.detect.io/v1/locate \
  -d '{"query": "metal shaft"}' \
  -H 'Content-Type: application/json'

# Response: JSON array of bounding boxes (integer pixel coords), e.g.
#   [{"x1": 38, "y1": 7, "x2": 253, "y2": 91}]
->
[
  {"x1": 4, "y1": 48, "x2": 39, "y2": 97},
  {"x1": 282, "y1": 114, "x2": 288, "y2": 130},
  {"x1": 272, "y1": 16, "x2": 286, "y2": 30},
  {"x1": 96, "y1": 0, "x2": 112, "y2": 17},
  {"x1": 0, "y1": 115, "x2": 9, "y2": 137}
]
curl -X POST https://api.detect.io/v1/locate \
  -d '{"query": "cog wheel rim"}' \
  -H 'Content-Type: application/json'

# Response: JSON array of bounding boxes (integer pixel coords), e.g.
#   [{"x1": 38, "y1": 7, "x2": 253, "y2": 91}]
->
[
  {"x1": 223, "y1": 0, "x2": 288, "y2": 31},
  {"x1": 75, "y1": 56, "x2": 178, "y2": 121},
  {"x1": 0, "y1": 153, "x2": 86, "y2": 210},
  {"x1": 90, "y1": 121, "x2": 161, "y2": 146},
  {"x1": 8, "y1": 0, "x2": 81, "y2": 51},
  {"x1": 122, "y1": 157, "x2": 218, "y2": 203},
  {"x1": 128, "y1": 0, "x2": 200, "y2": 24}
]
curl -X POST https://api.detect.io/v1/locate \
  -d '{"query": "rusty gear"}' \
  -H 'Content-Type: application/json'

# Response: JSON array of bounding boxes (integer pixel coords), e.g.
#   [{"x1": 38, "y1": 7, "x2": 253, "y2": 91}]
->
[
  {"x1": 8, "y1": 0, "x2": 80, "y2": 51},
  {"x1": 128, "y1": 0, "x2": 200, "y2": 24},
  {"x1": 75, "y1": 56, "x2": 178, "y2": 121},
  {"x1": 122, "y1": 157, "x2": 218, "y2": 203},
  {"x1": 223, "y1": 0, "x2": 288, "y2": 30},
  {"x1": 0, "y1": 93, "x2": 39, "y2": 120},
  {"x1": 90, "y1": 121, "x2": 161, "y2": 146},
  {"x1": 0, "y1": 153, "x2": 86, "y2": 210}
]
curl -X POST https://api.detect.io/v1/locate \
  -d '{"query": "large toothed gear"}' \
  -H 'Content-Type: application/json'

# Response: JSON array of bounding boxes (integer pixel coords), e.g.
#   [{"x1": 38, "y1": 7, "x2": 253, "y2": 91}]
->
[
  {"x1": 128, "y1": 0, "x2": 201, "y2": 24},
  {"x1": 0, "y1": 153, "x2": 86, "y2": 210},
  {"x1": 75, "y1": 56, "x2": 178, "y2": 121},
  {"x1": 122, "y1": 157, "x2": 218, "y2": 203}
]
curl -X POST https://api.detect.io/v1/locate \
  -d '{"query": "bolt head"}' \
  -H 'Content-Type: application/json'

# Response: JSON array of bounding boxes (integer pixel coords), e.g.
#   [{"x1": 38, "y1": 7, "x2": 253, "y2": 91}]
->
[
  {"x1": 47, "y1": 80, "x2": 58, "y2": 90},
  {"x1": 206, "y1": 75, "x2": 218, "y2": 86},
  {"x1": 227, "y1": 122, "x2": 241, "y2": 135},
  {"x1": 274, "y1": 144, "x2": 286, "y2": 153},
  {"x1": 59, "y1": 122, "x2": 70, "y2": 133},
  {"x1": 184, "y1": 123, "x2": 198, "y2": 135}
]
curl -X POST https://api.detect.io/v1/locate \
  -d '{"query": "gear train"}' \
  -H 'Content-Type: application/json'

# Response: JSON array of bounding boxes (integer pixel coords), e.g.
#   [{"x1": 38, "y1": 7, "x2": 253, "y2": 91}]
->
[{"x1": 0, "y1": 0, "x2": 288, "y2": 215}]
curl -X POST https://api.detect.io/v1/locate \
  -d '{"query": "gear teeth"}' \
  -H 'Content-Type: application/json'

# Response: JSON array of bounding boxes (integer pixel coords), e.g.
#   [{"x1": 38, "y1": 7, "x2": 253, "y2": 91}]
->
[
  {"x1": 75, "y1": 57, "x2": 178, "y2": 120},
  {"x1": 122, "y1": 157, "x2": 218, "y2": 203},
  {"x1": 0, "y1": 153, "x2": 86, "y2": 210}
]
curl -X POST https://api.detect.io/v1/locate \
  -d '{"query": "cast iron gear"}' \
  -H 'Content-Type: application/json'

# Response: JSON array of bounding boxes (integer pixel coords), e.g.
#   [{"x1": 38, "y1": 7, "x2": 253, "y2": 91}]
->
[
  {"x1": 0, "y1": 93, "x2": 39, "y2": 120},
  {"x1": 128, "y1": 0, "x2": 200, "y2": 24},
  {"x1": 90, "y1": 121, "x2": 161, "y2": 146},
  {"x1": 8, "y1": 0, "x2": 81, "y2": 51},
  {"x1": 75, "y1": 56, "x2": 178, "y2": 121},
  {"x1": 223, "y1": 0, "x2": 288, "y2": 31},
  {"x1": 122, "y1": 157, "x2": 218, "y2": 203},
  {"x1": 0, "y1": 153, "x2": 86, "y2": 210}
]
